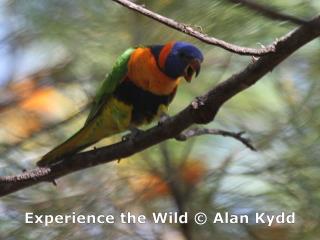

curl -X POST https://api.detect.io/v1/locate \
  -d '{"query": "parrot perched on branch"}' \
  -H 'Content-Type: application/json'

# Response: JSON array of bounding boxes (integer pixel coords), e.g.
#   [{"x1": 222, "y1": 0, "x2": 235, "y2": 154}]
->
[{"x1": 37, "y1": 41, "x2": 204, "y2": 166}]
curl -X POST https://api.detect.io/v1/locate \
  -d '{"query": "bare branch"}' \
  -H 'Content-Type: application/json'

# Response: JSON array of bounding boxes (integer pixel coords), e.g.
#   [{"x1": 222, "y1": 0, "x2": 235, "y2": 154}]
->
[
  {"x1": 226, "y1": 0, "x2": 309, "y2": 25},
  {"x1": 112, "y1": 0, "x2": 276, "y2": 56},
  {"x1": 0, "y1": 15, "x2": 319, "y2": 197},
  {"x1": 176, "y1": 128, "x2": 256, "y2": 151}
]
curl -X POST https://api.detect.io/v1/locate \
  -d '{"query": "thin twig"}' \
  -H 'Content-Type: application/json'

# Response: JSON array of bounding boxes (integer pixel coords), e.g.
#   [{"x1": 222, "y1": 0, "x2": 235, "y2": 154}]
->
[
  {"x1": 112, "y1": 0, "x2": 275, "y2": 56},
  {"x1": 227, "y1": 0, "x2": 309, "y2": 25},
  {"x1": 176, "y1": 128, "x2": 256, "y2": 151}
]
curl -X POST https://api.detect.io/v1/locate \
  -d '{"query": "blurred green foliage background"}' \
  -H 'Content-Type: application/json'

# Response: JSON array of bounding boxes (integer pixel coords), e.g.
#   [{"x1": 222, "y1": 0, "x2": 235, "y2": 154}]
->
[{"x1": 0, "y1": 0, "x2": 319, "y2": 239}]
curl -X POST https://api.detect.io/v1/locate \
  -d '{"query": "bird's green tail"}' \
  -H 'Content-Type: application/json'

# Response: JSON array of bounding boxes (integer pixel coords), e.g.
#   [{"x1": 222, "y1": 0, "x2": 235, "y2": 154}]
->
[
  {"x1": 37, "y1": 125, "x2": 100, "y2": 166},
  {"x1": 37, "y1": 96, "x2": 133, "y2": 167}
]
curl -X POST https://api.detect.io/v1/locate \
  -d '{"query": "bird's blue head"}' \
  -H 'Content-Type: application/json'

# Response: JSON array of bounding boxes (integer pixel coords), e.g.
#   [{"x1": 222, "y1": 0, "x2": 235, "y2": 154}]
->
[{"x1": 154, "y1": 41, "x2": 204, "y2": 82}]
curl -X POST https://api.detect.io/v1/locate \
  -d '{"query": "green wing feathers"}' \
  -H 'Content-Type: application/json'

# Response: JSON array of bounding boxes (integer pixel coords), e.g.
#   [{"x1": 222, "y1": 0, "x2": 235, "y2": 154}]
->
[
  {"x1": 37, "y1": 48, "x2": 135, "y2": 166},
  {"x1": 85, "y1": 48, "x2": 135, "y2": 124}
]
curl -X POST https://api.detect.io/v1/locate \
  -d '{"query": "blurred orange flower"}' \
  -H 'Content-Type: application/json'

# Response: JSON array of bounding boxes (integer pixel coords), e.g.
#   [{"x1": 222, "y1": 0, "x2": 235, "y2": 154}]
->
[
  {"x1": 181, "y1": 160, "x2": 207, "y2": 186},
  {"x1": 130, "y1": 174, "x2": 171, "y2": 199},
  {"x1": 129, "y1": 159, "x2": 207, "y2": 200}
]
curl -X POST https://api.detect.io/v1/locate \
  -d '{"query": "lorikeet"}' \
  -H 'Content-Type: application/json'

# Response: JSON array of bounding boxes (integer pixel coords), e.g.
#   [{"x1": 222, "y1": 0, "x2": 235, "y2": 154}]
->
[{"x1": 37, "y1": 41, "x2": 203, "y2": 166}]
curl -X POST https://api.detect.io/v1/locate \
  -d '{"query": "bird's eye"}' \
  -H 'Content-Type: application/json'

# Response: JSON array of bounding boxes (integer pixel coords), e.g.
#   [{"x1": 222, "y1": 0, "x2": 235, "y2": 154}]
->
[
  {"x1": 179, "y1": 52, "x2": 187, "y2": 59},
  {"x1": 179, "y1": 52, "x2": 192, "y2": 63}
]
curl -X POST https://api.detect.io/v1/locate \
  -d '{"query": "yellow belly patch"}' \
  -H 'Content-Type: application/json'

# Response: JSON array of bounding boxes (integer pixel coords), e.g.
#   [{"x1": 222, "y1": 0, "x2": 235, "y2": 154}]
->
[{"x1": 86, "y1": 97, "x2": 132, "y2": 140}]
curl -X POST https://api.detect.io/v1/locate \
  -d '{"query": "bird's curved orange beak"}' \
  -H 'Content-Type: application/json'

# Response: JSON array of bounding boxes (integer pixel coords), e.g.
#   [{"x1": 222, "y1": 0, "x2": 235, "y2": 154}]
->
[{"x1": 184, "y1": 59, "x2": 201, "y2": 82}]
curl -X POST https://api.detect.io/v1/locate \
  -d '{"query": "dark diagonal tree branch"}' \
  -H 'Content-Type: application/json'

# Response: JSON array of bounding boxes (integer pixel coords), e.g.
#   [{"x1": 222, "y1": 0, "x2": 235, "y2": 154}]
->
[
  {"x1": 1, "y1": 15, "x2": 319, "y2": 197},
  {"x1": 226, "y1": 0, "x2": 309, "y2": 25},
  {"x1": 176, "y1": 128, "x2": 256, "y2": 151},
  {"x1": 112, "y1": 0, "x2": 276, "y2": 56}
]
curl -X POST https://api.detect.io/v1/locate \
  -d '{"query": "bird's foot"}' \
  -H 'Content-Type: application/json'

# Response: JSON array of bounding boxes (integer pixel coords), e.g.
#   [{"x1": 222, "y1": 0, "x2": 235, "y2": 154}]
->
[
  {"x1": 158, "y1": 113, "x2": 170, "y2": 126},
  {"x1": 122, "y1": 127, "x2": 144, "y2": 142}
]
